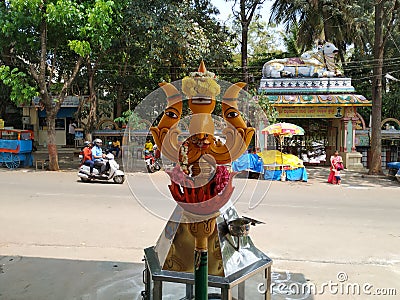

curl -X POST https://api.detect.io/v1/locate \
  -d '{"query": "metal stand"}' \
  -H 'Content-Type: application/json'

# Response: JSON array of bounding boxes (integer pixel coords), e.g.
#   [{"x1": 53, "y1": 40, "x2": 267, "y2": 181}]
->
[{"x1": 142, "y1": 246, "x2": 272, "y2": 300}]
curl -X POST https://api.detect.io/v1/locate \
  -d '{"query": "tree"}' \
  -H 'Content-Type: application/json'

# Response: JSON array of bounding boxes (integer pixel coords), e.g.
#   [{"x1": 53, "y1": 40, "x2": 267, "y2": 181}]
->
[
  {"x1": 73, "y1": 0, "x2": 124, "y2": 141},
  {"x1": 238, "y1": 18, "x2": 284, "y2": 90},
  {"x1": 0, "y1": 0, "x2": 119, "y2": 170},
  {"x1": 107, "y1": 0, "x2": 235, "y2": 122},
  {"x1": 369, "y1": 0, "x2": 399, "y2": 175},
  {"x1": 226, "y1": 0, "x2": 266, "y2": 86},
  {"x1": 269, "y1": 0, "x2": 364, "y2": 63},
  {"x1": 144, "y1": 0, "x2": 232, "y2": 80}
]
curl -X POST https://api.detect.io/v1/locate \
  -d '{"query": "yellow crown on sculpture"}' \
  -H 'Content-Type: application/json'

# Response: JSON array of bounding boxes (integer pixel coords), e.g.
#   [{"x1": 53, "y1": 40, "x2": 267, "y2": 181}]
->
[{"x1": 182, "y1": 61, "x2": 220, "y2": 98}]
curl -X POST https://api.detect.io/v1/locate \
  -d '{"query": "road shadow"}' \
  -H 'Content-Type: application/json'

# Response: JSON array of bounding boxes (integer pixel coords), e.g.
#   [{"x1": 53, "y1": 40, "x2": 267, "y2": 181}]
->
[{"x1": 0, "y1": 256, "x2": 313, "y2": 300}]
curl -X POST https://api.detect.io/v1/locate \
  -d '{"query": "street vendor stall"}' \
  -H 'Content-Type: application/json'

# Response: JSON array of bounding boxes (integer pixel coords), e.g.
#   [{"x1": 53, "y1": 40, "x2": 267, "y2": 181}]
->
[
  {"x1": 231, "y1": 152, "x2": 264, "y2": 174},
  {"x1": 258, "y1": 150, "x2": 308, "y2": 181},
  {"x1": 0, "y1": 129, "x2": 34, "y2": 169},
  {"x1": 262, "y1": 122, "x2": 306, "y2": 181}
]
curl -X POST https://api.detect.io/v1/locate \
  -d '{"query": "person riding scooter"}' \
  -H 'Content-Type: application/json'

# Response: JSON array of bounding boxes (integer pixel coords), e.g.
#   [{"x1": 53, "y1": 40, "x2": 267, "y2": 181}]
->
[
  {"x1": 78, "y1": 150, "x2": 125, "y2": 184},
  {"x1": 82, "y1": 141, "x2": 94, "y2": 175},
  {"x1": 91, "y1": 138, "x2": 107, "y2": 174}
]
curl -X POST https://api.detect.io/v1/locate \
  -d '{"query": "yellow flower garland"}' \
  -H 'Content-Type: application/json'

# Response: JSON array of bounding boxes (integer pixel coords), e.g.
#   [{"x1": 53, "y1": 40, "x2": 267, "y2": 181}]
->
[{"x1": 182, "y1": 74, "x2": 220, "y2": 98}]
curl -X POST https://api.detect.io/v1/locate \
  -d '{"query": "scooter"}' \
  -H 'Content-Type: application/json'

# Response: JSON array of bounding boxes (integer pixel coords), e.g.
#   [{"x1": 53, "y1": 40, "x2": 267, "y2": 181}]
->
[
  {"x1": 144, "y1": 150, "x2": 161, "y2": 173},
  {"x1": 78, "y1": 153, "x2": 125, "y2": 184}
]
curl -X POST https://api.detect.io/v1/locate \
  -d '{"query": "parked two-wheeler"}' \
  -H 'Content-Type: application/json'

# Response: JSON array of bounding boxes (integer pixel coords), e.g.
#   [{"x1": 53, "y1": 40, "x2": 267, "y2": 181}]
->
[
  {"x1": 144, "y1": 150, "x2": 161, "y2": 173},
  {"x1": 78, "y1": 153, "x2": 125, "y2": 184}
]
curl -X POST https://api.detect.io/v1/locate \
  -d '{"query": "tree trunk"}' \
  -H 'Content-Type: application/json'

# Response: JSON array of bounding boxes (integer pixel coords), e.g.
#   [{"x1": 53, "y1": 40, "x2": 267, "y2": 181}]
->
[
  {"x1": 240, "y1": 1, "x2": 249, "y2": 87},
  {"x1": 116, "y1": 92, "x2": 123, "y2": 118},
  {"x1": 241, "y1": 24, "x2": 249, "y2": 86},
  {"x1": 369, "y1": 0, "x2": 384, "y2": 175},
  {"x1": 116, "y1": 58, "x2": 129, "y2": 119},
  {"x1": 37, "y1": 11, "x2": 60, "y2": 171},
  {"x1": 46, "y1": 112, "x2": 59, "y2": 171},
  {"x1": 87, "y1": 60, "x2": 98, "y2": 134},
  {"x1": 30, "y1": 3, "x2": 83, "y2": 171}
]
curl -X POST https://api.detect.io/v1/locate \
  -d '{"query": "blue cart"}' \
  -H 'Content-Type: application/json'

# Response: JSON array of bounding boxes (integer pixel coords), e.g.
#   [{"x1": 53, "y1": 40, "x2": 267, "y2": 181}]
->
[{"x1": 0, "y1": 129, "x2": 34, "y2": 169}]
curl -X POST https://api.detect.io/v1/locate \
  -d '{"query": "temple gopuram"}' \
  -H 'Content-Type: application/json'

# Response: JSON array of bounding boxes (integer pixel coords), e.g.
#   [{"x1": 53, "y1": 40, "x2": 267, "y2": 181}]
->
[{"x1": 258, "y1": 41, "x2": 372, "y2": 170}]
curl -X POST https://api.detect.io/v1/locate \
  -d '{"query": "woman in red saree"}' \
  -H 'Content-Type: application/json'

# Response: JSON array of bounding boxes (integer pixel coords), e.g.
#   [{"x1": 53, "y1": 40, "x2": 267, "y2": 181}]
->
[{"x1": 328, "y1": 150, "x2": 343, "y2": 184}]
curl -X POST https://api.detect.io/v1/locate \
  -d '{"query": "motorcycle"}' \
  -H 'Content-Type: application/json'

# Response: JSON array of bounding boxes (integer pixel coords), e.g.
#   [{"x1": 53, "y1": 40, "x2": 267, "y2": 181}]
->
[
  {"x1": 144, "y1": 150, "x2": 161, "y2": 173},
  {"x1": 78, "y1": 152, "x2": 125, "y2": 184}
]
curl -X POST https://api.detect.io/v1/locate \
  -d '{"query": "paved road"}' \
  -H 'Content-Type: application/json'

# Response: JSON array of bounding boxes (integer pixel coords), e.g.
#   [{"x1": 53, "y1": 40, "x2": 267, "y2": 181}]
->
[{"x1": 0, "y1": 167, "x2": 399, "y2": 299}]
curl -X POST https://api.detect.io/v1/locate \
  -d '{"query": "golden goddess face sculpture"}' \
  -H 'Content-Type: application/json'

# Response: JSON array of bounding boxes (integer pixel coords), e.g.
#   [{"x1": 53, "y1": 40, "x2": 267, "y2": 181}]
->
[
  {"x1": 150, "y1": 61, "x2": 254, "y2": 169},
  {"x1": 150, "y1": 61, "x2": 255, "y2": 215}
]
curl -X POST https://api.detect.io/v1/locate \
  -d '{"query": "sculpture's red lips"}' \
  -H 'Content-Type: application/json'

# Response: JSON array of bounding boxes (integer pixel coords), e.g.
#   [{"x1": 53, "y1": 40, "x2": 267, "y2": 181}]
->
[{"x1": 166, "y1": 165, "x2": 236, "y2": 215}]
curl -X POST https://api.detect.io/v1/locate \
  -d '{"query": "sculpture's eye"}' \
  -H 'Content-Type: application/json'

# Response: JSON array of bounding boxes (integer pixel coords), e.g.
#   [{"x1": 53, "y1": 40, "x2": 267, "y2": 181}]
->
[
  {"x1": 165, "y1": 111, "x2": 178, "y2": 119},
  {"x1": 226, "y1": 111, "x2": 239, "y2": 118}
]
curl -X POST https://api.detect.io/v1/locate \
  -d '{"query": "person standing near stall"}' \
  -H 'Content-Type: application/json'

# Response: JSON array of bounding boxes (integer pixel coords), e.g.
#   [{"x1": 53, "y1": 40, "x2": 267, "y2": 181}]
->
[
  {"x1": 68, "y1": 120, "x2": 77, "y2": 146},
  {"x1": 328, "y1": 150, "x2": 343, "y2": 184}
]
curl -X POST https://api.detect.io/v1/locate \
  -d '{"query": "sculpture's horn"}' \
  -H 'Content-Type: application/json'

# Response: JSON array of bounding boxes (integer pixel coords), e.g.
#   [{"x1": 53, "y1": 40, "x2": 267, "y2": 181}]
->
[
  {"x1": 159, "y1": 82, "x2": 181, "y2": 106},
  {"x1": 222, "y1": 82, "x2": 246, "y2": 105}
]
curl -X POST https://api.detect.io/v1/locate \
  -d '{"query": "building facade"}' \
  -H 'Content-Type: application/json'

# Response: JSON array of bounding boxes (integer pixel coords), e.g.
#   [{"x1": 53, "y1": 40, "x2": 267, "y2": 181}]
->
[{"x1": 258, "y1": 43, "x2": 372, "y2": 169}]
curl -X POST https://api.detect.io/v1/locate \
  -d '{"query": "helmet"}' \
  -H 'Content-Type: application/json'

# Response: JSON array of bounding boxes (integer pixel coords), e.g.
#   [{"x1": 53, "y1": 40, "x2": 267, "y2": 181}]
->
[
  {"x1": 93, "y1": 138, "x2": 102, "y2": 146},
  {"x1": 83, "y1": 141, "x2": 91, "y2": 147}
]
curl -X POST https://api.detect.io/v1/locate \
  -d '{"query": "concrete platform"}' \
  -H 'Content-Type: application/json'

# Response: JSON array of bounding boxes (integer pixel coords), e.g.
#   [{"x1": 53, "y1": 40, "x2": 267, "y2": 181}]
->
[{"x1": 0, "y1": 256, "x2": 311, "y2": 300}]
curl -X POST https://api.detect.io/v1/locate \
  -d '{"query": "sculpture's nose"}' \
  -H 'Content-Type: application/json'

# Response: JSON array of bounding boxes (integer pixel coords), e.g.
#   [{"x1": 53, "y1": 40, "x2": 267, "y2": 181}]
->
[
  {"x1": 189, "y1": 114, "x2": 214, "y2": 137},
  {"x1": 196, "y1": 133, "x2": 208, "y2": 140}
]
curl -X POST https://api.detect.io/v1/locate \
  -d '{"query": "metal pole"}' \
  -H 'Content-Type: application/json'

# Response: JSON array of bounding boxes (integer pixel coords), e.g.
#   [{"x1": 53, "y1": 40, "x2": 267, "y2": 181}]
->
[
  {"x1": 194, "y1": 249, "x2": 208, "y2": 300},
  {"x1": 189, "y1": 218, "x2": 216, "y2": 300}
]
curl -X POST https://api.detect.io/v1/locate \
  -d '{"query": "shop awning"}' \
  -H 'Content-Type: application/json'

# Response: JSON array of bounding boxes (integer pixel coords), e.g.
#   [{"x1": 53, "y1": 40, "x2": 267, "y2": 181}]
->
[{"x1": 38, "y1": 107, "x2": 77, "y2": 118}]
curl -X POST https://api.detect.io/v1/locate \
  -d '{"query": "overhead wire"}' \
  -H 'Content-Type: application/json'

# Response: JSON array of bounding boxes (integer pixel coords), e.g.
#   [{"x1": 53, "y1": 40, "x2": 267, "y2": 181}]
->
[{"x1": 3, "y1": 50, "x2": 400, "y2": 83}]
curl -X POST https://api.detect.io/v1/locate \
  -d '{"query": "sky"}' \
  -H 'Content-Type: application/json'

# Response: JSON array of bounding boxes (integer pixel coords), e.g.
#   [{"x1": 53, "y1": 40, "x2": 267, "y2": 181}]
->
[
  {"x1": 211, "y1": 0, "x2": 273, "y2": 23},
  {"x1": 210, "y1": 0, "x2": 286, "y2": 51}
]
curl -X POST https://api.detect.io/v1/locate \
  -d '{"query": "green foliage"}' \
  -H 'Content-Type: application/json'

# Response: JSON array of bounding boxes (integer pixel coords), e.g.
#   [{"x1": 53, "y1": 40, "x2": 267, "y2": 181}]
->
[
  {"x1": 383, "y1": 84, "x2": 400, "y2": 120},
  {"x1": 281, "y1": 22, "x2": 305, "y2": 57},
  {"x1": 46, "y1": 0, "x2": 85, "y2": 26},
  {"x1": 114, "y1": 110, "x2": 147, "y2": 130},
  {"x1": 0, "y1": 66, "x2": 38, "y2": 105},
  {"x1": 68, "y1": 40, "x2": 91, "y2": 57},
  {"x1": 254, "y1": 92, "x2": 279, "y2": 124},
  {"x1": 82, "y1": 0, "x2": 117, "y2": 49},
  {"x1": 126, "y1": 0, "x2": 233, "y2": 81}
]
